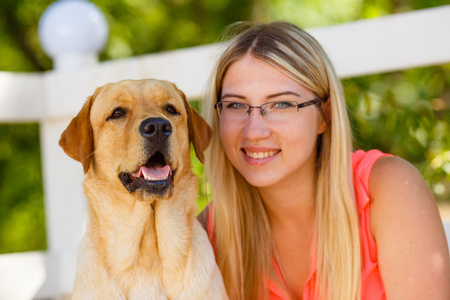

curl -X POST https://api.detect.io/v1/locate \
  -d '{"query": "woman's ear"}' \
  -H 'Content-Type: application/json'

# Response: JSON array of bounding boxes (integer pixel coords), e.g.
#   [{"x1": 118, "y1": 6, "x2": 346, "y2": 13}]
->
[
  {"x1": 317, "y1": 98, "x2": 330, "y2": 135},
  {"x1": 321, "y1": 98, "x2": 331, "y2": 123},
  {"x1": 317, "y1": 119, "x2": 327, "y2": 135}
]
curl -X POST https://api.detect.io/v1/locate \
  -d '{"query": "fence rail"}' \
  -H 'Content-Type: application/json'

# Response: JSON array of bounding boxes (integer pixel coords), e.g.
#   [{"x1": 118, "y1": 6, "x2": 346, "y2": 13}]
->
[{"x1": 0, "y1": 5, "x2": 450, "y2": 300}]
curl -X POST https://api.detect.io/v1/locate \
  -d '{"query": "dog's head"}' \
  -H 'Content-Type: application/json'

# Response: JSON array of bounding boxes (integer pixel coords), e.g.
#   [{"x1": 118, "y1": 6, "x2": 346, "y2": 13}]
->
[{"x1": 59, "y1": 79, "x2": 212, "y2": 201}]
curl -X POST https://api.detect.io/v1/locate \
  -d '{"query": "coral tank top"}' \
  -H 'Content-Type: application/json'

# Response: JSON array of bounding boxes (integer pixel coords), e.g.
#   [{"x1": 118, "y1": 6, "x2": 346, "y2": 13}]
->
[{"x1": 207, "y1": 150, "x2": 389, "y2": 299}]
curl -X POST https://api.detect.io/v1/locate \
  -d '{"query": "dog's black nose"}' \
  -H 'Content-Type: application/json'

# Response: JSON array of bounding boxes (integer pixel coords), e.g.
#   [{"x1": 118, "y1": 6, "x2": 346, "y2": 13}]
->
[{"x1": 140, "y1": 118, "x2": 172, "y2": 139}]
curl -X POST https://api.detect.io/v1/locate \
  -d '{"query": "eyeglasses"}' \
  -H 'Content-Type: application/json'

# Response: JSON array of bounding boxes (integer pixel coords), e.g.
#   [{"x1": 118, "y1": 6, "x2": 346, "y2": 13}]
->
[{"x1": 214, "y1": 99, "x2": 319, "y2": 121}]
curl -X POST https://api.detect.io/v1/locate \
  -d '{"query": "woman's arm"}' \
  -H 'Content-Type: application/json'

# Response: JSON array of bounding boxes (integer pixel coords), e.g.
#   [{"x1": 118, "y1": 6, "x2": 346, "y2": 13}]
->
[{"x1": 370, "y1": 156, "x2": 450, "y2": 300}]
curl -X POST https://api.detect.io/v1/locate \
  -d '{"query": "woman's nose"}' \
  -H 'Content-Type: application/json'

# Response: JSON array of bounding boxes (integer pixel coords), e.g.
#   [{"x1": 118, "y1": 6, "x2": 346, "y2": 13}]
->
[{"x1": 242, "y1": 109, "x2": 271, "y2": 141}]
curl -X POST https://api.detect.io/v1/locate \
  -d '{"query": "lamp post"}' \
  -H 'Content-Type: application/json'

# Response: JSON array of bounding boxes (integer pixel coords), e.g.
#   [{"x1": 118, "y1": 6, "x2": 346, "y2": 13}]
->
[{"x1": 38, "y1": 0, "x2": 108, "y2": 71}]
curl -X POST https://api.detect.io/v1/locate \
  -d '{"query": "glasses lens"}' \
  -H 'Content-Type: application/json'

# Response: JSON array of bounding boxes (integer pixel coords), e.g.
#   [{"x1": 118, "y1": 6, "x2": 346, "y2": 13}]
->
[
  {"x1": 217, "y1": 100, "x2": 315, "y2": 121},
  {"x1": 218, "y1": 102, "x2": 248, "y2": 120},
  {"x1": 262, "y1": 101, "x2": 298, "y2": 121}
]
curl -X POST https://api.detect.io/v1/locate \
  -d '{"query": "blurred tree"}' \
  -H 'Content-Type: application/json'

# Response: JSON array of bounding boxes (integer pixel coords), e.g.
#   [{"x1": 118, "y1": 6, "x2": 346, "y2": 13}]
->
[
  {"x1": 0, "y1": 0, "x2": 449, "y2": 254},
  {"x1": 344, "y1": 65, "x2": 450, "y2": 201},
  {"x1": 0, "y1": 0, "x2": 256, "y2": 72},
  {"x1": 0, "y1": 124, "x2": 46, "y2": 253}
]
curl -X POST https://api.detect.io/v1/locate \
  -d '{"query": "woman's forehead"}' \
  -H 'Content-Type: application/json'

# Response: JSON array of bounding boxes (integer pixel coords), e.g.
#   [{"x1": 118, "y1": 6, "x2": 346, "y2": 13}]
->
[{"x1": 221, "y1": 56, "x2": 313, "y2": 100}]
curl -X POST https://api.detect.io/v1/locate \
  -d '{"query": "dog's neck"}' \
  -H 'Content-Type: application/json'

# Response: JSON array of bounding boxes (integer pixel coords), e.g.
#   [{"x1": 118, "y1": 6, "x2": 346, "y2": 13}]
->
[{"x1": 83, "y1": 172, "x2": 199, "y2": 286}]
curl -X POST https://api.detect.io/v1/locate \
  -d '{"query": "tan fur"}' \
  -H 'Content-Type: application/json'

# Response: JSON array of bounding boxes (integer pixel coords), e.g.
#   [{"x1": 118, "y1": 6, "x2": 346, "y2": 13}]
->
[{"x1": 60, "y1": 79, "x2": 228, "y2": 299}]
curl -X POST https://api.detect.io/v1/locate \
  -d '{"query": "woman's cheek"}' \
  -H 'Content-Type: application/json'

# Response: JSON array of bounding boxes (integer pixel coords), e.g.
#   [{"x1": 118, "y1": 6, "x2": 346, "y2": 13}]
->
[
  {"x1": 219, "y1": 121, "x2": 239, "y2": 144},
  {"x1": 219, "y1": 122, "x2": 241, "y2": 161}
]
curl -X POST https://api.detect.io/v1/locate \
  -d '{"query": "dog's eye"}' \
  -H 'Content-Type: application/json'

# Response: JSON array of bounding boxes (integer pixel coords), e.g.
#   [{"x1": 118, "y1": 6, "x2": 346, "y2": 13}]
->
[
  {"x1": 166, "y1": 105, "x2": 179, "y2": 115},
  {"x1": 108, "y1": 107, "x2": 126, "y2": 120}
]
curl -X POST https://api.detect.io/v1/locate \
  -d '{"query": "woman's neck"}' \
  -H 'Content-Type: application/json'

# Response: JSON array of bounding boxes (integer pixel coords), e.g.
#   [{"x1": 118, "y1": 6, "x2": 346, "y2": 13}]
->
[{"x1": 258, "y1": 169, "x2": 317, "y2": 231}]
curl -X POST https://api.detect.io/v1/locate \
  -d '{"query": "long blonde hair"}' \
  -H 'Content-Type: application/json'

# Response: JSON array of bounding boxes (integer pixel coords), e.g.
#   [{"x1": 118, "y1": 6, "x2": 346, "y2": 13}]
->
[{"x1": 202, "y1": 22, "x2": 360, "y2": 300}]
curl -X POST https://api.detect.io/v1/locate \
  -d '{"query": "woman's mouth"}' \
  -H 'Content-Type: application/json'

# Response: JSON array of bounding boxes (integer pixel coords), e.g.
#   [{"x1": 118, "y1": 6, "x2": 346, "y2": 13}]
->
[{"x1": 243, "y1": 149, "x2": 280, "y2": 159}]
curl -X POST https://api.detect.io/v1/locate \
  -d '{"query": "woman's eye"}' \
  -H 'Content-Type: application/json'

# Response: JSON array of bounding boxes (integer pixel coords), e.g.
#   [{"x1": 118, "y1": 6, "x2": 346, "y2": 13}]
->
[
  {"x1": 166, "y1": 105, "x2": 179, "y2": 115},
  {"x1": 227, "y1": 102, "x2": 247, "y2": 110},
  {"x1": 273, "y1": 101, "x2": 295, "y2": 109},
  {"x1": 108, "y1": 107, "x2": 126, "y2": 120}
]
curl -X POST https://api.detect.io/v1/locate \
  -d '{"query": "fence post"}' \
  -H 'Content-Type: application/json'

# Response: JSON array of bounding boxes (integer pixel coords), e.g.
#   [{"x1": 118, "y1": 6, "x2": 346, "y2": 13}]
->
[{"x1": 36, "y1": 0, "x2": 108, "y2": 297}]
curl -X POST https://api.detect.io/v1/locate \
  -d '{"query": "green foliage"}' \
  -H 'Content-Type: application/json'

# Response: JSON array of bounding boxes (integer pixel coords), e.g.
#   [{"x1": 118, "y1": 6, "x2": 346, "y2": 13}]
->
[
  {"x1": 344, "y1": 64, "x2": 450, "y2": 201},
  {"x1": 98, "y1": 0, "x2": 255, "y2": 60},
  {"x1": 263, "y1": 0, "x2": 450, "y2": 26},
  {"x1": 191, "y1": 144, "x2": 209, "y2": 214},
  {"x1": 0, "y1": 124, "x2": 46, "y2": 254},
  {"x1": 0, "y1": 0, "x2": 256, "y2": 71}
]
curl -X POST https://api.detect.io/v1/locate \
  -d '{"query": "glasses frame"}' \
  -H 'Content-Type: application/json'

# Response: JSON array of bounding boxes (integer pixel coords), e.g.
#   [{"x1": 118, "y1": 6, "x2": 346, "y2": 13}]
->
[{"x1": 214, "y1": 99, "x2": 320, "y2": 119}]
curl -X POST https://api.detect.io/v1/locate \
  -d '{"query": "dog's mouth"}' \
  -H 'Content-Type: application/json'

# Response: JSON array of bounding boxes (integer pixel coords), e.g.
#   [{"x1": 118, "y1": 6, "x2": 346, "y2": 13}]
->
[{"x1": 119, "y1": 151, "x2": 175, "y2": 198}]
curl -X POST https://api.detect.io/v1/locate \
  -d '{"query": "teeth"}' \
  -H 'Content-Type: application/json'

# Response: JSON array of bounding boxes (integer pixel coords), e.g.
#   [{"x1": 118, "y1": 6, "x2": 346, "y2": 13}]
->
[
  {"x1": 142, "y1": 173, "x2": 169, "y2": 181},
  {"x1": 245, "y1": 150, "x2": 276, "y2": 159},
  {"x1": 130, "y1": 166, "x2": 172, "y2": 181}
]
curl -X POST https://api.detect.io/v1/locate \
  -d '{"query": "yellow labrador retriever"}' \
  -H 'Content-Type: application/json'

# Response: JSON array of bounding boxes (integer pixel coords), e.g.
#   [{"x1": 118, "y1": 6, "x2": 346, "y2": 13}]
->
[{"x1": 59, "y1": 79, "x2": 228, "y2": 299}]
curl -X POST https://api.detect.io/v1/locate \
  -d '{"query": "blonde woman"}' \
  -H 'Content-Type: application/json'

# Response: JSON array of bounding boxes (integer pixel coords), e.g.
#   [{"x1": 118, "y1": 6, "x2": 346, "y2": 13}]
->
[{"x1": 198, "y1": 22, "x2": 450, "y2": 300}]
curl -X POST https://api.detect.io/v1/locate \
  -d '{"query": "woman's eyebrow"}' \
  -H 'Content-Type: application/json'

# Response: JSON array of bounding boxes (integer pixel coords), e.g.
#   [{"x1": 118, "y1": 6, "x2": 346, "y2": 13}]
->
[
  {"x1": 221, "y1": 93, "x2": 246, "y2": 100},
  {"x1": 267, "y1": 91, "x2": 301, "y2": 99},
  {"x1": 220, "y1": 91, "x2": 301, "y2": 101}
]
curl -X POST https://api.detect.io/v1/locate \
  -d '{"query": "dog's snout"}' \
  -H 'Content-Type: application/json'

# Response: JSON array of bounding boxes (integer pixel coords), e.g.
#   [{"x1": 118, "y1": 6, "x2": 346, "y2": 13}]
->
[{"x1": 140, "y1": 118, "x2": 172, "y2": 139}]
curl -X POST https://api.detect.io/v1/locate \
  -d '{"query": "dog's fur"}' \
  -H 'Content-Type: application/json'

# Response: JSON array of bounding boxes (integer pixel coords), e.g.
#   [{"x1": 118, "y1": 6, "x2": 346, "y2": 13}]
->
[{"x1": 59, "y1": 79, "x2": 228, "y2": 299}]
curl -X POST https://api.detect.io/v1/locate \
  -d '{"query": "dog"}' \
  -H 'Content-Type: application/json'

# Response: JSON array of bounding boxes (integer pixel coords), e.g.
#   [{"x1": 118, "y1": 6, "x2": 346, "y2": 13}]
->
[{"x1": 59, "y1": 79, "x2": 228, "y2": 299}]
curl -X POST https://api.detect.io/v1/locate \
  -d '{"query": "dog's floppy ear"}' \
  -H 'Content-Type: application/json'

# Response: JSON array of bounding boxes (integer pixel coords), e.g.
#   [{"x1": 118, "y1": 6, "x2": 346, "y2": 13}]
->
[
  {"x1": 188, "y1": 107, "x2": 213, "y2": 164},
  {"x1": 59, "y1": 89, "x2": 98, "y2": 174},
  {"x1": 177, "y1": 87, "x2": 212, "y2": 164}
]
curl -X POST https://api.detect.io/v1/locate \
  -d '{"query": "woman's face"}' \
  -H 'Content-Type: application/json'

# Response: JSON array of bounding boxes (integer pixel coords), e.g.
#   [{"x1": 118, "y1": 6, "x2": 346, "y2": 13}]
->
[{"x1": 219, "y1": 54, "x2": 326, "y2": 189}]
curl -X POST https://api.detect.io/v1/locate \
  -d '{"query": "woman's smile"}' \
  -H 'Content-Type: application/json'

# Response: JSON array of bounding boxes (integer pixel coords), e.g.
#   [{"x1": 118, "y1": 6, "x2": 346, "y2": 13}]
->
[
  {"x1": 244, "y1": 149, "x2": 279, "y2": 159},
  {"x1": 241, "y1": 147, "x2": 281, "y2": 165}
]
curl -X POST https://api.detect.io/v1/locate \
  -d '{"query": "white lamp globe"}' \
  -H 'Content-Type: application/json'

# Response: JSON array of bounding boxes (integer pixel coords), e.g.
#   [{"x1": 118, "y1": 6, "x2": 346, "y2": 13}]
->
[{"x1": 38, "y1": 0, "x2": 109, "y2": 70}]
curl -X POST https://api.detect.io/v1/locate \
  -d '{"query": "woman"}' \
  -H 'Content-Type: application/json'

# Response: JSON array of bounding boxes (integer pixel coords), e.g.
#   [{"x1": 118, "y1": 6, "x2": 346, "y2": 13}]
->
[{"x1": 198, "y1": 22, "x2": 450, "y2": 300}]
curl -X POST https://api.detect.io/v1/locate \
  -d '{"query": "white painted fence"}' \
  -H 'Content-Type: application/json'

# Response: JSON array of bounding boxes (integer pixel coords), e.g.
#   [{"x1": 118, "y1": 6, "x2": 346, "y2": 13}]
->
[{"x1": 0, "y1": 4, "x2": 450, "y2": 300}]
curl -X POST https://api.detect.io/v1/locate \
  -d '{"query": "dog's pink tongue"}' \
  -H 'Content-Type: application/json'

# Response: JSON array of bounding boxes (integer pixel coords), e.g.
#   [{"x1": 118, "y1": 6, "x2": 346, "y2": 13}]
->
[{"x1": 132, "y1": 165, "x2": 171, "y2": 181}]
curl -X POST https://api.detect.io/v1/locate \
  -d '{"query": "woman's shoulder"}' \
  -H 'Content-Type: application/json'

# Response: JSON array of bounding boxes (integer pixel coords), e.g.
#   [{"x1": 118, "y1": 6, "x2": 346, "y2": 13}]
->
[
  {"x1": 367, "y1": 154, "x2": 450, "y2": 299},
  {"x1": 352, "y1": 149, "x2": 426, "y2": 198},
  {"x1": 369, "y1": 154, "x2": 429, "y2": 208},
  {"x1": 368, "y1": 153, "x2": 437, "y2": 237}
]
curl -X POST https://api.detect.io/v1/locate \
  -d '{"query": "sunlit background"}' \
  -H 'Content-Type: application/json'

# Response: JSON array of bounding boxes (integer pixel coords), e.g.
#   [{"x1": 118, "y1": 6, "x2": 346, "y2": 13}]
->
[{"x1": 0, "y1": 0, "x2": 449, "y2": 254}]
